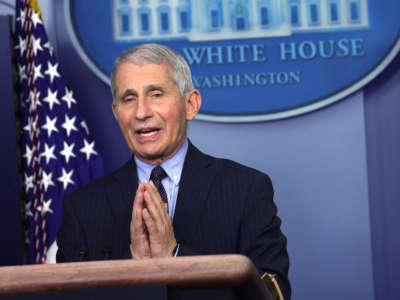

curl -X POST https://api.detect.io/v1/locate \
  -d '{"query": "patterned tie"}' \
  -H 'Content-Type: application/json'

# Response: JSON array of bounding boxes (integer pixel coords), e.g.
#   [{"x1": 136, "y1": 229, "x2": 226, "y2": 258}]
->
[{"x1": 150, "y1": 165, "x2": 168, "y2": 205}]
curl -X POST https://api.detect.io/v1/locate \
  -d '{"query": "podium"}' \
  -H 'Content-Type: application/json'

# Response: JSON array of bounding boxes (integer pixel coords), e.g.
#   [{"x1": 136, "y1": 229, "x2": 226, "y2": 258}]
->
[{"x1": 0, "y1": 254, "x2": 272, "y2": 300}]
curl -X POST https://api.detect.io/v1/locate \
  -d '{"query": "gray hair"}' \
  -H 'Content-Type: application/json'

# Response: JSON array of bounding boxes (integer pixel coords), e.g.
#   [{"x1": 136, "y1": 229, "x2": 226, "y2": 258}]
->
[{"x1": 110, "y1": 43, "x2": 194, "y2": 102}]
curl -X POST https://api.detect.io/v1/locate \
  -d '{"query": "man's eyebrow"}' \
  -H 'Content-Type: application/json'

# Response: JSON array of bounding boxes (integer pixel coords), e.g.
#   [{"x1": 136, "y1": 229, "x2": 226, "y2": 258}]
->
[
  {"x1": 145, "y1": 85, "x2": 165, "y2": 93},
  {"x1": 120, "y1": 88, "x2": 137, "y2": 100}
]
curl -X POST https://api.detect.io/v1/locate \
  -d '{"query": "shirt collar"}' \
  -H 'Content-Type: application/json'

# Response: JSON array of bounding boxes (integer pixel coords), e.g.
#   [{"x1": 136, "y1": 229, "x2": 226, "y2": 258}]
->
[{"x1": 134, "y1": 139, "x2": 188, "y2": 185}]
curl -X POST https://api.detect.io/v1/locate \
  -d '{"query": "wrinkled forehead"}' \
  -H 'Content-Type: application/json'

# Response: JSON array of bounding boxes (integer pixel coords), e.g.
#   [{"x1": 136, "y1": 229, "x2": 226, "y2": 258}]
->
[
  {"x1": 114, "y1": 62, "x2": 177, "y2": 95},
  {"x1": 116, "y1": 60, "x2": 175, "y2": 82}
]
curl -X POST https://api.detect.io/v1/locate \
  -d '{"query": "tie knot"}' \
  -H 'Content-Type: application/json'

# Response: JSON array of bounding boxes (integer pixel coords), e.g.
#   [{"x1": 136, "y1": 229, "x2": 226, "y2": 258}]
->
[{"x1": 150, "y1": 165, "x2": 167, "y2": 182}]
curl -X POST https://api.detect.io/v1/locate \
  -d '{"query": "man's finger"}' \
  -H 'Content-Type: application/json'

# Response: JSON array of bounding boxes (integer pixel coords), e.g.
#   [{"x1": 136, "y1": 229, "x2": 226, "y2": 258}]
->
[
  {"x1": 149, "y1": 181, "x2": 170, "y2": 221},
  {"x1": 133, "y1": 184, "x2": 146, "y2": 213},
  {"x1": 143, "y1": 182, "x2": 165, "y2": 220},
  {"x1": 143, "y1": 189, "x2": 164, "y2": 226},
  {"x1": 148, "y1": 180, "x2": 165, "y2": 204},
  {"x1": 132, "y1": 185, "x2": 147, "y2": 234},
  {"x1": 142, "y1": 207, "x2": 156, "y2": 234},
  {"x1": 149, "y1": 181, "x2": 169, "y2": 217}
]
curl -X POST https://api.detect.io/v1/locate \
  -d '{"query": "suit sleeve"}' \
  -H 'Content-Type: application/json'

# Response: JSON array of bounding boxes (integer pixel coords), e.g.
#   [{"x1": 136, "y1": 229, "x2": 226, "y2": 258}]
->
[
  {"x1": 56, "y1": 193, "x2": 88, "y2": 262},
  {"x1": 239, "y1": 173, "x2": 291, "y2": 300}
]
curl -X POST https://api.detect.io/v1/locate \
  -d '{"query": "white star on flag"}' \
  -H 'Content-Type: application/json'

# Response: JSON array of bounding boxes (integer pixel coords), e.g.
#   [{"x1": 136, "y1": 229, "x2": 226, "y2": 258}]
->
[
  {"x1": 18, "y1": 63, "x2": 27, "y2": 82},
  {"x1": 23, "y1": 117, "x2": 38, "y2": 140},
  {"x1": 38, "y1": 199, "x2": 54, "y2": 216},
  {"x1": 28, "y1": 90, "x2": 41, "y2": 111},
  {"x1": 61, "y1": 88, "x2": 77, "y2": 109},
  {"x1": 41, "y1": 170, "x2": 55, "y2": 192},
  {"x1": 32, "y1": 36, "x2": 43, "y2": 56},
  {"x1": 15, "y1": 36, "x2": 26, "y2": 56},
  {"x1": 44, "y1": 62, "x2": 60, "y2": 83},
  {"x1": 42, "y1": 88, "x2": 60, "y2": 110},
  {"x1": 58, "y1": 168, "x2": 75, "y2": 190},
  {"x1": 41, "y1": 143, "x2": 57, "y2": 165},
  {"x1": 41, "y1": 115, "x2": 58, "y2": 137},
  {"x1": 80, "y1": 139, "x2": 98, "y2": 161},
  {"x1": 24, "y1": 173, "x2": 34, "y2": 193},
  {"x1": 60, "y1": 141, "x2": 76, "y2": 163},
  {"x1": 33, "y1": 63, "x2": 44, "y2": 82},
  {"x1": 30, "y1": 10, "x2": 43, "y2": 28},
  {"x1": 25, "y1": 202, "x2": 33, "y2": 217},
  {"x1": 16, "y1": 8, "x2": 27, "y2": 27},
  {"x1": 81, "y1": 121, "x2": 90, "y2": 135},
  {"x1": 43, "y1": 41, "x2": 54, "y2": 56},
  {"x1": 23, "y1": 144, "x2": 34, "y2": 166},
  {"x1": 62, "y1": 114, "x2": 78, "y2": 137}
]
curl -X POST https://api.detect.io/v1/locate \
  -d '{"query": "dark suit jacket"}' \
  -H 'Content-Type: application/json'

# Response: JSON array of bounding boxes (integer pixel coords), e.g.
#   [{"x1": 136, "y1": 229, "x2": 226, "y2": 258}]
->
[{"x1": 57, "y1": 142, "x2": 291, "y2": 300}]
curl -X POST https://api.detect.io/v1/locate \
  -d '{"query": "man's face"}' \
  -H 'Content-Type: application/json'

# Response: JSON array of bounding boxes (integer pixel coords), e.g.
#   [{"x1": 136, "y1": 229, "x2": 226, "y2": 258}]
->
[{"x1": 112, "y1": 62, "x2": 200, "y2": 165}]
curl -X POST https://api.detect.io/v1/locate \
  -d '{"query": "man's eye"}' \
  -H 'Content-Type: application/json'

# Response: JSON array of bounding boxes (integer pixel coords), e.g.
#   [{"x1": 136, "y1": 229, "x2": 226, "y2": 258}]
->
[
  {"x1": 152, "y1": 92, "x2": 162, "y2": 98},
  {"x1": 123, "y1": 97, "x2": 135, "y2": 102}
]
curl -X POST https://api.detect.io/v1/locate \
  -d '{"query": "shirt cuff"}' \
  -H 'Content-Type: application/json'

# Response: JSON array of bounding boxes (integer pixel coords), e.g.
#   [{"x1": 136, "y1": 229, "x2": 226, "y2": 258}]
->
[{"x1": 173, "y1": 243, "x2": 180, "y2": 257}]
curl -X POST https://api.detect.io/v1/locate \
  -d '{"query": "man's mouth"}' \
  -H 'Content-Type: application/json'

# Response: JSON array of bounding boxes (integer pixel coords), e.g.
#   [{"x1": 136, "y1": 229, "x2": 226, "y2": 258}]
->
[{"x1": 137, "y1": 128, "x2": 160, "y2": 137}]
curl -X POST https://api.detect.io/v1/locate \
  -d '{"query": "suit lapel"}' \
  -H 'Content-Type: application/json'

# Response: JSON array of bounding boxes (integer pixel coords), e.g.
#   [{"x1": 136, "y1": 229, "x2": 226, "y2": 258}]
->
[
  {"x1": 105, "y1": 158, "x2": 138, "y2": 227},
  {"x1": 173, "y1": 142, "x2": 218, "y2": 245}
]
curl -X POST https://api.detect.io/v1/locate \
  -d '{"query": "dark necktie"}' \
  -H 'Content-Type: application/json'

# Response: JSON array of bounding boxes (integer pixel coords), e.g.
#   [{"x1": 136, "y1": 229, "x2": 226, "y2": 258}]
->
[{"x1": 150, "y1": 165, "x2": 168, "y2": 204}]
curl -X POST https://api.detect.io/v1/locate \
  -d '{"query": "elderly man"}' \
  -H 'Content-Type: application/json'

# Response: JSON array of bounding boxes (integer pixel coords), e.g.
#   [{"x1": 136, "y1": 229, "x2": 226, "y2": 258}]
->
[{"x1": 57, "y1": 44, "x2": 290, "y2": 300}]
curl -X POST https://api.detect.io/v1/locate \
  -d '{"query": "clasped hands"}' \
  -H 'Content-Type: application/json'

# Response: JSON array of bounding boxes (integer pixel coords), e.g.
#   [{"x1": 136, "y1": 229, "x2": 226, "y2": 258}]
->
[{"x1": 130, "y1": 181, "x2": 177, "y2": 259}]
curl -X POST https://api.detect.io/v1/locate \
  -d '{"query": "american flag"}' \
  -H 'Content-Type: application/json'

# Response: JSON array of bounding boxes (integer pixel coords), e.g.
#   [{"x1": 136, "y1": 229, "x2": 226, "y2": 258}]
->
[{"x1": 14, "y1": 0, "x2": 104, "y2": 264}]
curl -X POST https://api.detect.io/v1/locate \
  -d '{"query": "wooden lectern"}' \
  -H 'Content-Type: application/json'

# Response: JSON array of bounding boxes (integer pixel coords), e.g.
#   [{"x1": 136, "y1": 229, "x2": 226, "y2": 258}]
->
[{"x1": 0, "y1": 254, "x2": 272, "y2": 300}]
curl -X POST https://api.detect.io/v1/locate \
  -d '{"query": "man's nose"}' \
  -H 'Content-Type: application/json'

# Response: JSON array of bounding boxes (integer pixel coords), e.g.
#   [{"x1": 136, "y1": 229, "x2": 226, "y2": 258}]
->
[{"x1": 135, "y1": 97, "x2": 152, "y2": 120}]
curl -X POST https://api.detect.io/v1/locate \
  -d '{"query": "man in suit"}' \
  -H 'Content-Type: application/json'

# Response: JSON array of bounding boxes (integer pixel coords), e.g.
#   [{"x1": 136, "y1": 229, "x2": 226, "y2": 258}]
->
[{"x1": 57, "y1": 43, "x2": 290, "y2": 300}]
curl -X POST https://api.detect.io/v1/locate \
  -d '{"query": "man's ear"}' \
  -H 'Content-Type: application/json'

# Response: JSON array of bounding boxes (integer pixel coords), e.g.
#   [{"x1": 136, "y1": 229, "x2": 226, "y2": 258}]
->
[
  {"x1": 112, "y1": 102, "x2": 119, "y2": 121},
  {"x1": 185, "y1": 89, "x2": 202, "y2": 121}
]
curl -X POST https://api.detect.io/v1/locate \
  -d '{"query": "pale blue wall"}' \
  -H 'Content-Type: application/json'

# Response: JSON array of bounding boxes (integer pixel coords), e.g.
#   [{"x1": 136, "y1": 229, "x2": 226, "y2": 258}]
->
[
  {"x1": 364, "y1": 53, "x2": 400, "y2": 300},
  {"x1": 189, "y1": 92, "x2": 374, "y2": 300}
]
